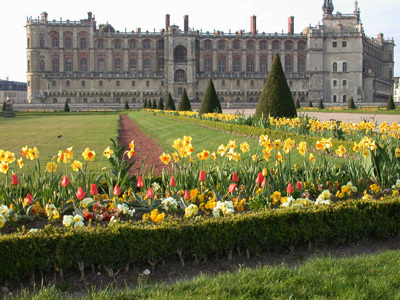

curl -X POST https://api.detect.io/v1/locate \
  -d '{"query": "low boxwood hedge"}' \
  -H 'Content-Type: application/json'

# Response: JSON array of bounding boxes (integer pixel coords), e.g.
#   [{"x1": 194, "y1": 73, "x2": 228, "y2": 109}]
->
[{"x1": 1, "y1": 196, "x2": 400, "y2": 283}]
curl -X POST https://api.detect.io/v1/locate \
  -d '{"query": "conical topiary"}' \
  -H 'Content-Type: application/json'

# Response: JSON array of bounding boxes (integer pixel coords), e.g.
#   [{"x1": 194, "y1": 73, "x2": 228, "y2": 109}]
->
[
  {"x1": 255, "y1": 53, "x2": 297, "y2": 118},
  {"x1": 63, "y1": 100, "x2": 70, "y2": 112},
  {"x1": 152, "y1": 99, "x2": 157, "y2": 109},
  {"x1": 295, "y1": 99, "x2": 301, "y2": 109},
  {"x1": 178, "y1": 89, "x2": 192, "y2": 111},
  {"x1": 164, "y1": 93, "x2": 176, "y2": 111},
  {"x1": 199, "y1": 79, "x2": 222, "y2": 114},
  {"x1": 2, "y1": 101, "x2": 6, "y2": 112},
  {"x1": 124, "y1": 100, "x2": 130, "y2": 111},
  {"x1": 157, "y1": 98, "x2": 164, "y2": 110},
  {"x1": 386, "y1": 94, "x2": 396, "y2": 111},
  {"x1": 143, "y1": 99, "x2": 148, "y2": 109},
  {"x1": 347, "y1": 97, "x2": 356, "y2": 110},
  {"x1": 318, "y1": 99, "x2": 324, "y2": 109},
  {"x1": 308, "y1": 100, "x2": 313, "y2": 108}
]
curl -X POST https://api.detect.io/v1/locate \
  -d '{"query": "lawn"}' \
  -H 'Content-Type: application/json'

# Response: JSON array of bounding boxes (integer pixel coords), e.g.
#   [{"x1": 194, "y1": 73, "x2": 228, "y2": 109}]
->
[{"x1": 0, "y1": 114, "x2": 120, "y2": 176}]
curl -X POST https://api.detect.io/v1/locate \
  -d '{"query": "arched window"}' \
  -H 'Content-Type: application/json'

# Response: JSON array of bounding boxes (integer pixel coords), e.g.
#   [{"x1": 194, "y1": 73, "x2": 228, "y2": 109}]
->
[
  {"x1": 52, "y1": 98, "x2": 57, "y2": 103},
  {"x1": 143, "y1": 40, "x2": 150, "y2": 50},
  {"x1": 233, "y1": 58, "x2": 240, "y2": 72},
  {"x1": 342, "y1": 62, "x2": 347, "y2": 72},
  {"x1": 40, "y1": 60, "x2": 45, "y2": 71},
  {"x1": 298, "y1": 58, "x2": 305, "y2": 73},
  {"x1": 80, "y1": 58, "x2": 87, "y2": 72},
  {"x1": 236, "y1": 97, "x2": 240, "y2": 102},
  {"x1": 260, "y1": 59, "x2": 267, "y2": 72},
  {"x1": 272, "y1": 40, "x2": 279, "y2": 50},
  {"x1": 114, "y1": 58, "x2": 121, "y2": 71},
  {"x1": 65, "y1": 59, "x2": 72, "y2": 72},
  {"x1": 131, "y1": 98, "x2": 136, "y2": 103},
  {"x1": 158, "y1": 57, "x2": 164, "y2": 70},
  {"x1": 143, "y1": 58, "x2": 150, "y2": 70},
  {"x1": 301, "y1": 97, "x2": 305, "y2": 102},
  {"x1": 27, "y1": 60, "x2": 30, "y2": 71},
  {"x1": 333, "y1": 95, "x2": 337, "y2": 102},
  {"x1": 39, "y1": 36, "x2": 44, "y2": 48},
  {"x1": 205, "y1": 58, "x2": 212, "y2": 72},
  {"x1": 285, "y1": 41, "x2": 292, "y2": 51},
  {"x1": 218, "y1": 58, "x2": 226, "y2": 72},
  {"x1": 247, "y1": 41, "x2": 254, "y2": 50},
  {"x1": 80, "y1": 38, "x2": 86, "y2": 49},
  {"x1": 285, "y1": 58, "x2": 292, "y2": 72},
  {"x1": 260, "y1": 41, "x2": 267, "y2": 50},
  {"x1": 247, "y1": 58, "x2": 254, "y2": 72},
  {"x1": 178, "y1": 87, "x2": 183, "y2": 95},
  {"x1": 129, "y1": 58, "x2": 136, "y2": 70},
  {"x1": 204, "y1": 40, "x2": 211, "y2": 50},
  {"x1": 298, "y1": 41, "x2": 305, "y2": 51},
  {"x1": 233, "y1": 40, "x2": 240, "y2": 50},
  {"x1": 64, "y1": 38, "x2": 71, "y2": 49},
  {"x1": 98, "y1": 59, "x2": 105, "y2": 72},
  {"x1": 174, "y1": 47, "x2": 185, "y2": 60},
  {"x1": 116, "y1": 98, "x2": 120, "y2": 103},
  {"x1": 158, "y1": 40, "x2": 164, "y2": 50},
  {"x1": 343, "y1": 95, "x2": 347, "y2": 102},
  {"x1": 130, "y1": 40, "x2": 136, "y2": 49},
  {"x1": 115, "y1": 40, "x2": 121, "y2": 49},
  {"x1": 175, "y1": 69, "x2": 186, "y2": 82},
  {"x1": 99, "y1": 98, "x2": 104, "y2": 103},
  {"x1": 66, "y1": 98, "x2": 71, "y2": 103},
  {"x1": 97, "y1": 40, "x2": 104, "y2": 49},
  {"x1": 218, "y1": 40, "x2": 225, "y2": 50},
  {"x1": 52, "y1": 58, "x2": 59, "y2": 72},
  {"x1": 83, "y1": 98, "x2": 87, "y2": 103},
  {"x1": 52, "y1": 37, "x2": 59, "y2": 48},
  {"x1": 333, "y1": 62, "x2": 338, "y2": 72}
]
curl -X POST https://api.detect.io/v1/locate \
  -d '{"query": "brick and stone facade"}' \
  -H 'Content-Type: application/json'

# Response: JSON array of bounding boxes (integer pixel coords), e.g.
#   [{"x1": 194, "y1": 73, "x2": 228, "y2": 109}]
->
[{"x1": 26, "y1": 1, "x2": 395, "y2": 105}]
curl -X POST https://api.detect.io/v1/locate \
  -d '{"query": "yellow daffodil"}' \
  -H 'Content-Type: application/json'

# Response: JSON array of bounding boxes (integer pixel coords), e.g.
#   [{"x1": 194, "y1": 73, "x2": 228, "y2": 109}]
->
[
  {"x1": 211, "y1": 152, "x2": 217, "y2": 160},
  {"x1": 240, "y1": 142, "x2": 250, "y2": 153},
  {"x1": 127, "y1": 148, "x2": 135, "y2": 159},
  {"x1": 21, "y1": 146, "x2": 28, "y2": 157},
  {"x1": 263, "y1": 148, "x2": 272, "y2": 161},
  {"x1": 17, "y1": 157, "x2": 24, "y2": 169},
  {"x1": 0, "y1": 161, "x2": 9, "y2": 174},
  {"x1": 370, "y1": 183, "x2": 380, "y2": 193},
  {"x1": 103, "y1": 146, "x2": 114, "y2": 159},
  {"x1": 46, "y1": 162, "x2": 57, "y2": 173},
  {"x1": 71, "y1": 160, "x2": 83, "y2": 172},
  {"x1": 309, "y1": 153, "x2": 316, "y2": 163},
  {"x1": 172, "y1": 152, "x2": 180, "y2": 162},
  {"x1": 82, "y1": 147, "x2": 96, "y2": 161},
  {"x1": 129, "y1": 140, "x2": 135, "y2": 149},
  {"x1": 5, "y1": 152, "x2": 15, "y2": 164},
  {"x1": 297, "y1": 142, "x2": 307, "y2": 156},
  {"x1": 159, "y1": 152, "x2": 171, "y2": 165},
  {"x1": 217, "y1": 144, "x2": 227, "y2": 157},
  {"x1": 396, "y1": 148, "x2": 400, "y2": 158},
  {"x1": 335, "y1": 145, "x2": 346, "y2": 157},
  {"x1": 272, "y1": 139, "x2": 282, "y2": 150},
  {"x1": 276, "y1": 151, "x2": 283, "y2": 162}
]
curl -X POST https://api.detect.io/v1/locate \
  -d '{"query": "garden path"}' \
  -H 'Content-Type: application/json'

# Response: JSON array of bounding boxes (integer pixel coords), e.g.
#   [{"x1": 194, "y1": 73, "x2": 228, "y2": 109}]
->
[{"x1": 118, "y1": 114, "x2": 166, "y2": 176}]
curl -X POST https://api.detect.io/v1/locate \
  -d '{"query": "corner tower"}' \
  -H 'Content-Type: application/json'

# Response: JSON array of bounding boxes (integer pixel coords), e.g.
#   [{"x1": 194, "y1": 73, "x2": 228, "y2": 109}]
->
[{"x1": 322, "y1": 0, "x2": 334, "y2": 16}]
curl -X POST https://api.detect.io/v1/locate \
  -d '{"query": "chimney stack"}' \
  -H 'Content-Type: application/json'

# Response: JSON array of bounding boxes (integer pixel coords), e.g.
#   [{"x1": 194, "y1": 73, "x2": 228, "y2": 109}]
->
[
  {"x1": 165, "y1": 14, "x2": 170, "y2": 31},
  {"x1": 40, "y1": 12, "x2": 48, "y2": 23},
  {"x1": 288, "y1": 16, "x2": 294, "y2": 34},
  {"x1": 184, "y1": 15, "x2": 189, "y2": 32},
  {"x1": 250, "y1": 15, "x2": 257, "y2": 35}
]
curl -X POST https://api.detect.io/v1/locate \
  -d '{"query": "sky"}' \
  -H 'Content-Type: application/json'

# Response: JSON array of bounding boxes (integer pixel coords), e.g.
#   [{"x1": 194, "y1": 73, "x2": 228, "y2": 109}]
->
[{"x1": 1, "y1": 0, "x2": 399, "y2": 82}]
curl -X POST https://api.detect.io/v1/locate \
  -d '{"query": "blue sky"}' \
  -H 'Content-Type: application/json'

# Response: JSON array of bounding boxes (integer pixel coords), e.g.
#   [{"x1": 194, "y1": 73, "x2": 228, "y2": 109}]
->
[{"x1": 1, "y1": 0, "x2": 398, "y2": 82}]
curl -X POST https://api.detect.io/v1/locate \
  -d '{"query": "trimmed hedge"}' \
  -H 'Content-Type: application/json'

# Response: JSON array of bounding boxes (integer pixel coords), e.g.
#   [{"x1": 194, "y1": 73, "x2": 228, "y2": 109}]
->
[{"x1": 1, "y1": 197, "x2": 400, "y2": 283}]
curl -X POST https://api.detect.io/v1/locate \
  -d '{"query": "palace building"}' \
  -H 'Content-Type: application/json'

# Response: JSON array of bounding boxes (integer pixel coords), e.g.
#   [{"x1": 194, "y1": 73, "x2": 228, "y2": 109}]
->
[{"x1": 26, "y1": 0, "x2": 395, "y2": 105}]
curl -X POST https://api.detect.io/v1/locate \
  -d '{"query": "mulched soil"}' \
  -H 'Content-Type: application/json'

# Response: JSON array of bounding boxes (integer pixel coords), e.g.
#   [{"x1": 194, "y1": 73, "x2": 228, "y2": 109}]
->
[
  {"x1": 118, "y1": 114, "x2": 166, "y2": 176},
  {"x1": 2, "y1": 114, "x2": 400, "y2": 297}
]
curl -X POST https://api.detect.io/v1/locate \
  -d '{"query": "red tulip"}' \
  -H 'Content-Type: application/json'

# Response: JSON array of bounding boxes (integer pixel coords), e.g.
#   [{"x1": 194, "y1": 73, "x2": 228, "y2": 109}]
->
[
  {"x1": 169, "y1": 176, "x2": 176, "y2": 187},
  {"x1": 24, "y1": 193, "x2": 34, "y2": 206},
  {"x1": 261, "y1": 177, "x2": 268, "y2": 188},
  {"x1": 231, "y1": 172, "x2": 239, "y2": 182},
  {"x1": 11, "y1": 173, "x2": 19, "y2": 186},
  {"x1": 287, "y1": 183, "x2": 294, "y2": 194},
  {"x1": 113, "y1": 184, "x2": 121, "y2": 196},
  {"x1": 61, "y1": 175, "x2": 70, "y2": 187},
  {"x1": 184, "y1": 190, "x2": 190, "y2": 200},
  {"x1": 146, "y1": 187, "x2": 154, "y2": 199},
  {"x1": 76, "y1": 187, "x2": 86, "y2": 200},
  {"x1": 199, "y1": 170, "x2": 206, "y2": 181},
  {"x1": 228, "y1": 183, "x2": 237, "y2": 193},
  {"x1": 256, "y1": 172, "x2": 264, "y2": 184},
  {"x1": 136, "y1": 175, "x2": 144, "y2": 188},
  {"x1": 90, "y1": 183, "x2": 98, "y2": 195},
  {"x1": 296, "y1": 181, "x2": 303, "y2": 190}
]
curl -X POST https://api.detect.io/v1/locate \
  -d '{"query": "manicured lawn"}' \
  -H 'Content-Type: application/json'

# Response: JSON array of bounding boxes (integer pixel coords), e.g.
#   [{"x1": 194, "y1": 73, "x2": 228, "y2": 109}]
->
[
  {"x1": 0, "y1": 114, "x2": 120, "y2": 175},
  {"x1": 12, "y1": 250, "x2": 400, "y2": 299}
]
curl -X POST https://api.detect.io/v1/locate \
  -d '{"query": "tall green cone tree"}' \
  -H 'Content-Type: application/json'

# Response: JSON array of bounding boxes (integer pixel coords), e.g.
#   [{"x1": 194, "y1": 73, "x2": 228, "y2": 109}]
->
[
  {"x1": 318, "y1": 99, "x2": 324, "y2": 109},
  {"x1": 2, "y1": 101, "x2": 6, "y2": 112},
  {"x1": 63, "y1": 100, "x2": 70, "y2": 112},
  {"x1": 178, "y1": 89, "x2": 192, "y2": 111},
  {"x1": 124, "y1": 100, "x2": 130, "y2": 111},
  {"x1": 348, "y1": 97, "x2": 356, "y2": 109},
  {"x1": 152, "y1": 99, "x2": 157, "y2": 109},
  {"x1": 295, "y1": 99, "x2": 301, "y2": 109},
  {"x1": 164, "y1": 93, "x2": 176, "y2": 111},
  {"x1": 199, "y1": 79, "x2": 222, "y2": 114},
  {"x1": 157, "y1": 98, "x2": 164, "y2": 110},
  {"x1": 255, "y1": 54, "x2": 297, "y2": 118},
  {"x1": 308, "y1": 100, "x2": 313, "y2": 108},
  {"x1": 386, "y1": 94, "x2": 396, "y2": 111},
  {"x1": 143, "y1": 99, "x2": 148, "y2": 109}
]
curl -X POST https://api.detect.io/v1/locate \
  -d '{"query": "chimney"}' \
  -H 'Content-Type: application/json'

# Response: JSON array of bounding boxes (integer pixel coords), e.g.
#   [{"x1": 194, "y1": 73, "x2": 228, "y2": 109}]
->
[
  {"x1": 87, "y1": 12, "x2": 92, "y2": 20},
  {"x1": 165, "y1": 14, "x2": 170, "y2": 31},
  {"x1": 184, "y1": 15, "x2": 189, "y2": 32},
  {"x1": 250, "y1": 15, "x2": 257, "y2": 35},
  {"x1": 288, "y1": 16, "x2": 294, "y2": 34},
  {"x1": 40, "y1": 12, "x2": 48, "y2": 23}
]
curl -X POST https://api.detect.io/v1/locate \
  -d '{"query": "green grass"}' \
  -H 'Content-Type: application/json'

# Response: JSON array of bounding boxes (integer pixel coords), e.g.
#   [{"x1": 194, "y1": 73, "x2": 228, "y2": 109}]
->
[
  {"x1": 0, "y1": 114, "x2": 120, "y2": 175},
  {"x1": 10, "y1": 250, "x2": 400, "y2": 299}
]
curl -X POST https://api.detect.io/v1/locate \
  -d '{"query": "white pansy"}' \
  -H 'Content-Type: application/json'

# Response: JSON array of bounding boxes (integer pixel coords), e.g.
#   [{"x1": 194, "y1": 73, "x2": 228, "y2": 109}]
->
[
  {"x1": 161, "y1": 197, "x2": 178, "y2": 211},
  {"x1": 185, "y1": 204, "x2": 198, "y2": 218},
  {"x1": 213, "y1": 201, "x2": 234, "y2": 217},
  {"x1": 73, "y1": 214, "x2": 84, "y2": 223},
  {"x1": 74, "y1": 221, "x2": 85, "y2": 229},
  {"x1": 62, "y1": 215, "x2": 74, "y2": 227}
]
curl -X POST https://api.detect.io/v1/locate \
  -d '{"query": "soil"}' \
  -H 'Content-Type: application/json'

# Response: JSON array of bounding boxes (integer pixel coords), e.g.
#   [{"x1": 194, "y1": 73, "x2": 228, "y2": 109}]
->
[{"x1": 1, "y1": 112, "x2": 400, "y2": 298}]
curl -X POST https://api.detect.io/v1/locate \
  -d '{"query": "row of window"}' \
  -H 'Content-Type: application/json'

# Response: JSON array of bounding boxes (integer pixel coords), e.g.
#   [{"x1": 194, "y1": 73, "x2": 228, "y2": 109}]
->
[
  {"x1": 333, "y1": 62, "x2": 347, "y2": 73},
  {"x1": 203, "y1": 40, "x2": 306, "y2": 51},
  {"x1": 51, "y1": 80, "x2": 152, "y2": 88},
  {"x1": 332, "y1": 79, "x2": 347, "y2": 87},
  {"x1": 52, "y1": 97, "x2": 147, "y2": 104},
  {"x1": 332, "y1": 95, "x2": 348, "y2": 103},
  {"x1": 332, "y1": 41, "x2": 347, "y2": 48}
]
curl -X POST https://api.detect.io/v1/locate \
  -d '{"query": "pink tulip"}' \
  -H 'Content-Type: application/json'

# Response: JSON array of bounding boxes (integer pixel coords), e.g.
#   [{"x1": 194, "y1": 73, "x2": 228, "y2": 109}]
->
[
  {"x1": 11, "y1": 173, "x2": 19, "y2": 186},
  {"x1": 136, "y1": 176, "x2": 144, "y2": 188},
  {"x1": 199, "y1": 170, "x2": 206, "y2": 181},
  {"x1": 287, "y1": 183, "x2": 294, "y2": 194},
  {"x1": 24, "y1": 193, "x2": 33, "y2": 206},
  {"x1": 169, "y1": 176, "x2": 176, "y2": 187},
  {"x1": 90, "y1": 183, "x2": 98, "y2": 195},
  {"x1": 228, "y1": 183, "x2": 237, "y2": 193},
  {"x1": 184, "y1": 190, "x2": 190, "y2": 200},
  {"x1": 296, "y1": 181, "x2": 303, "y2": 190},
  {"x1": 61, "y1": 175, "x2": 70, "y2": 187},
  {"x1": 261, "y1": 178, "x2": 268, "y2": 188},
  {"x1": 76, "y1": 187, "x2": 86, "y2": 200},
  {"x1": 113, "y1": 184, "x2": 121, "y2": 196},
  {"x1": 146, "y1": 187, "x2": 154, "y2": 199},
  {"x1": 231, "y1": 172, "x2": 239, "y2": 182}
]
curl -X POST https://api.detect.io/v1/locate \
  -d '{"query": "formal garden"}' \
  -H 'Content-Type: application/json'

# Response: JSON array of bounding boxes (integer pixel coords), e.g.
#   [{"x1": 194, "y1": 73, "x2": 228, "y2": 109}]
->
[{"x1": 0, "y1": 54, "x2": 400, "y2": 299}]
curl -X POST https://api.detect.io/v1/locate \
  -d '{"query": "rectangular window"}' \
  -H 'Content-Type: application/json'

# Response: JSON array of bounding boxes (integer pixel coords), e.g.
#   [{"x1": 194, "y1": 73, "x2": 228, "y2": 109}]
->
[
  {"x1": 251, "y1": 80, "x2": 254, "y2": 87},
  {"x1": 333, "y1": 80, "x2": 337, "y2": 87},
  {"x1": 342, "y1": 41, "x2": 347, "y2": 47},
  {"x1": 222, "y1": 80, "x2": 225, "y2": 87},
  {"x1": 81, "y1": 81, "x2": 85, "y2": 87},
  {"x1": 161, "y1": 81, "x2": 164, "y2": 87},
  {"x1": 132, "y1": 80, "x2": 135, "y2": 86},
  {"x1": 99, "y1": 81, "x2": 103, "y2": 87},
  {"x1": 332, "y1": 41, "x2": 337, "y2": 48},
  {"x1": 51, "y1": 80, "x2": 56, "y2": 87},
  {"x1": 66, "y1": 81, "x2": 70, "y2": 87},
  {"x1": 116, "y1": 81, "x2": 120, "y2": 87},
  {"x1": 236, "y1": 80, "x2": 240, "y2": 87},
  {"x1": 343, "y1": 80, "x2": 347, "y2": 87},
  {"x1": 289, "y1": 81, "x2": 292, "y2": 87},
  {"x1": 146, "y1": 81, "x2": 150, "y2": 87}
]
